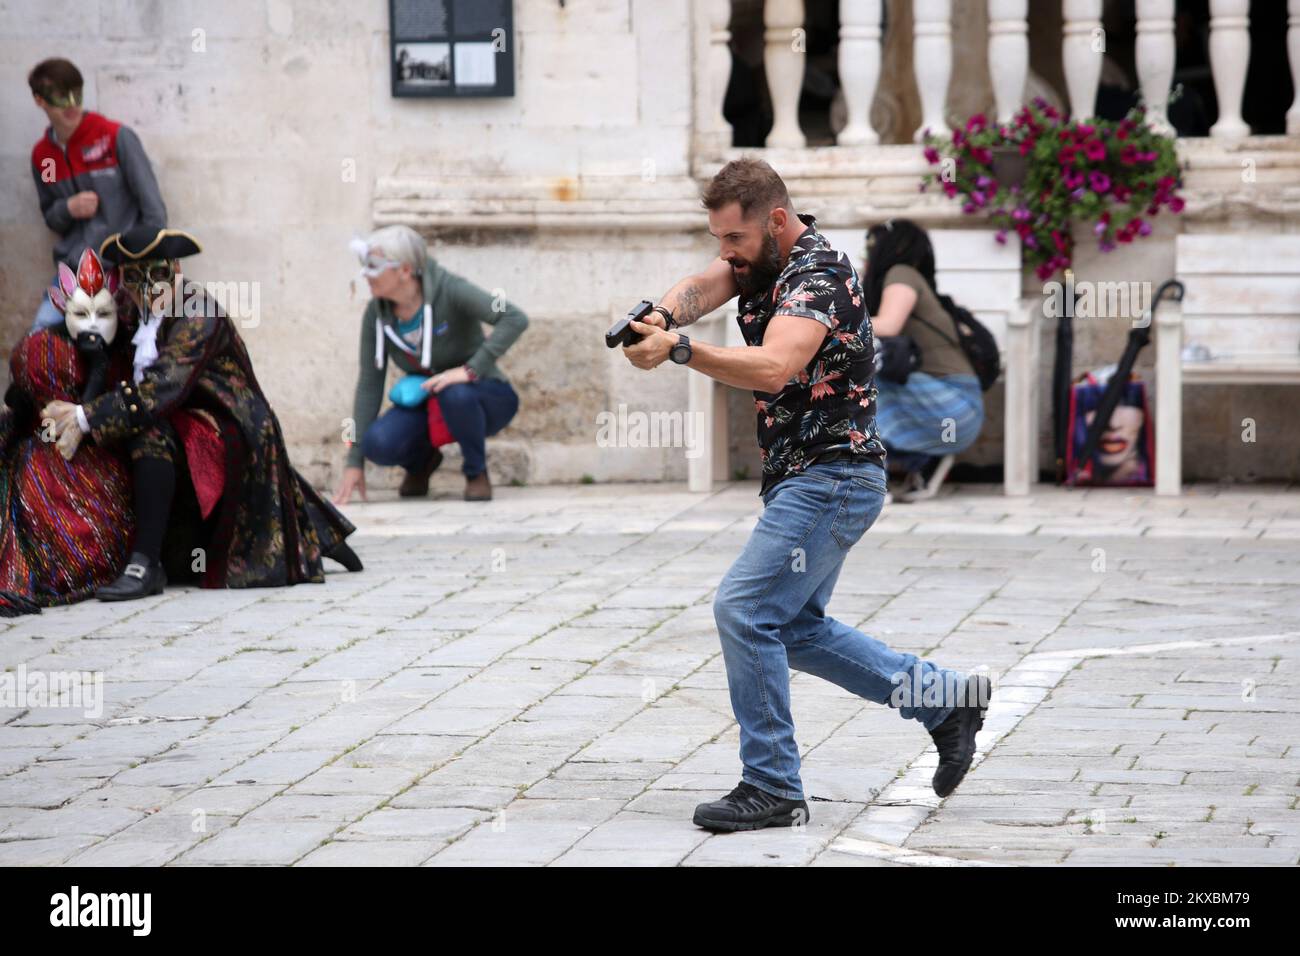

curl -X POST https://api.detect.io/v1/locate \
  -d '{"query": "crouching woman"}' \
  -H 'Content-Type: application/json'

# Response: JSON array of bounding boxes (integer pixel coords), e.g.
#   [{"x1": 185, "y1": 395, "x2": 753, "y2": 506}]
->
[{"x1": 334, "y1": 226, "x2": 528, "y2": 503}]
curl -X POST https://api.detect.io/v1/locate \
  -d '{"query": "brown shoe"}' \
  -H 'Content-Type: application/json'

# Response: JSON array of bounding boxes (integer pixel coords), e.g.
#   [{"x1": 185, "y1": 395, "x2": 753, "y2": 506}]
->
[
  {"x1": 464, "y1": 471, "x2": 492, "y2": 501},
  {"x1": 399, "y1": 447, "x2": 443, "y2": 498}
]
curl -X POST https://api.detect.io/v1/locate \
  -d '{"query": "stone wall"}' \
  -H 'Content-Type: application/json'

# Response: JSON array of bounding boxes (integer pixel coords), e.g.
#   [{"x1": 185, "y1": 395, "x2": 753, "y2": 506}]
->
[
  {"x1": 0, "y1": 0, "x2": 711, "y2": 489},
  {"x1": 1, "y1": 1, "x2": 1296, "y2": 490}
]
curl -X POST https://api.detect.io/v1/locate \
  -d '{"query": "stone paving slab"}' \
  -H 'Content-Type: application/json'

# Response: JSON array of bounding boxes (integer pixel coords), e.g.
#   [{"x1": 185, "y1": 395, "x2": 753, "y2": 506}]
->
[{"x1": 1, "y1": 480, "x2": 1297, "y2": 866}]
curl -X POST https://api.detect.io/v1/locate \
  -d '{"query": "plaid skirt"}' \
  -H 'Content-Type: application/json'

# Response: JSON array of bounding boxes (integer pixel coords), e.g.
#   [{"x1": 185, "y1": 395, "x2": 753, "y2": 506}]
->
[{"x1": 873, "y1": 372, "x2": 984, "y2": 472}]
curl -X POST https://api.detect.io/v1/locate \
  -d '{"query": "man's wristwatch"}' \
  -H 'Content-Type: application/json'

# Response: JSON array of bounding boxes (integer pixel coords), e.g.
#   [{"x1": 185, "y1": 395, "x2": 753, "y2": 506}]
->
[
  {"x1": 669, "y1": 333, "x2": 692, "y2": 365},
  {"x1": 652, "y1": 305, "x2": 676, "y2": 330}
]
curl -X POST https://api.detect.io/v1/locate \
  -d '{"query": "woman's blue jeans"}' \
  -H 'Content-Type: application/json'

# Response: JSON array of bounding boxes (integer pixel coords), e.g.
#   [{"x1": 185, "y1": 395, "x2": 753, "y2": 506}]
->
[
  {"x1": 361, "y1": 379, "x2": 518, "y2": 478},
  {"x1": 874, "y1": 371, "x2": 984, "y2": 473},
  {"x1": 713, "y1": 457, "x2": 969, "y2": 801}
]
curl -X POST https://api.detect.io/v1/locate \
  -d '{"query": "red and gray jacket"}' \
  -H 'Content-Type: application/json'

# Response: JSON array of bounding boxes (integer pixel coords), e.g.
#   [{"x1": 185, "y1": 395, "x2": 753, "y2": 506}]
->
[{"x1": 30, "y1": 111, "x2": 167, "y2": 270}]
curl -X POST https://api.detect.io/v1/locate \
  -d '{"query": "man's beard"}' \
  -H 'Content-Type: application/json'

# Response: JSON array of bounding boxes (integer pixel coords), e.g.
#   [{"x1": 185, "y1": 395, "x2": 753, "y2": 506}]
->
[{"x1": 732, "y1": 231, "x2": 783, "y2": 297}]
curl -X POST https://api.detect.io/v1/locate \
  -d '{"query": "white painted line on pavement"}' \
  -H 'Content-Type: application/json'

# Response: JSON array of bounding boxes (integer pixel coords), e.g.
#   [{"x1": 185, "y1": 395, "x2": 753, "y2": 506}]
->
[{"x1": 826, "y1": 630, "x2": 1300, "y2": 866}]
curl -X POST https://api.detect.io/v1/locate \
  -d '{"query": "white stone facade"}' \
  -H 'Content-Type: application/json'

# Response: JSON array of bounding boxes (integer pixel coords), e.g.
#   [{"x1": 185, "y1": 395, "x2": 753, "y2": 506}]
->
[{"x1": 1, "y1": 0, "x2": 1298, "y2": 488}]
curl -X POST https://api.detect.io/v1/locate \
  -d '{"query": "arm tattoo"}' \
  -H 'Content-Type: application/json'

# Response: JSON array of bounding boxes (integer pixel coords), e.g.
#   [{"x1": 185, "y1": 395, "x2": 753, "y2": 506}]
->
[{"x1": 672, "y1": 283, "x2": 706, "y2": 327}]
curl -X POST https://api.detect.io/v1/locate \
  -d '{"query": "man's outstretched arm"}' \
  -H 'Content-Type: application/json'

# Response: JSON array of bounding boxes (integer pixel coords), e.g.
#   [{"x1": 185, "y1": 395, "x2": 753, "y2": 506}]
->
[{"x1": 624, "y1": 313, "x2": 826, "y2": 394}]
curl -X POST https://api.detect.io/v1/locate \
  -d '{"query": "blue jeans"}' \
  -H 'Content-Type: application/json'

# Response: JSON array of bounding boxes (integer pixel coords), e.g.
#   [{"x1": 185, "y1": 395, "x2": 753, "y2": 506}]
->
[
  {"x1": 361, "y1": 379, "x2": 518, "y2": 477},
  {"x1": 32, "y1": 278, "x2": 64, "y2": 331},
  {"x1": 713, "y1": 456, "x2": 969, "y2": 801}
]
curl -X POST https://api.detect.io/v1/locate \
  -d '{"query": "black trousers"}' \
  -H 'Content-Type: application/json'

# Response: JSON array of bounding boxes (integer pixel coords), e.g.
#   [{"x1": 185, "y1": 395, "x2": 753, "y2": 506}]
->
[{"x1": 125, "y1": 423, "x2": 207, "y2": 581}]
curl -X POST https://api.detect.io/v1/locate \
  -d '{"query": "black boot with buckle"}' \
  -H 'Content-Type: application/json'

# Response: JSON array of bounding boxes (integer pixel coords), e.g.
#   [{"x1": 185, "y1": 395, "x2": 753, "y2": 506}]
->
[{"x1": 96, "y1": 552, "x2": 167, "y2": 602}]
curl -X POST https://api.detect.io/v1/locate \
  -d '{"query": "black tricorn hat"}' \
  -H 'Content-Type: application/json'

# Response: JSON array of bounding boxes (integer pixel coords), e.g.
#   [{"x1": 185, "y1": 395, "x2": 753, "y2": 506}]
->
[{"x1": 99, "y1": 226, "x2": 202, "y2": 266}]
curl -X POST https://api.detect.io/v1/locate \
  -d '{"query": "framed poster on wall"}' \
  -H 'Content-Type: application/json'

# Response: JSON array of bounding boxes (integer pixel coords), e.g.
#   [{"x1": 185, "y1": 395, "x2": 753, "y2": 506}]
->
[{"x1": 389, "y1": 0, "x2": 515, "y2": 98}]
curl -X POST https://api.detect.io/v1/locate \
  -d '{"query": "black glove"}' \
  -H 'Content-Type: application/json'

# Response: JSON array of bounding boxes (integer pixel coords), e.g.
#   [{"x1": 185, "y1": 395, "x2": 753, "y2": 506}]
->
[
  {"x1": 75, "y1": 331, "x2": 110, "y2": 404},
  {"x1": 2, "y1": 383, "x2": 34, "y2": 436}
]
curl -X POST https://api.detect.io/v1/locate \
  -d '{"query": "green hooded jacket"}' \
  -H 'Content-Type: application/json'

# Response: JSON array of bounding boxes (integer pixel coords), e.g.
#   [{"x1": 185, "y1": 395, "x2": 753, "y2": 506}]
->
[{"x1": 348, "y1": 261, "x2": 528, "y2": 467}]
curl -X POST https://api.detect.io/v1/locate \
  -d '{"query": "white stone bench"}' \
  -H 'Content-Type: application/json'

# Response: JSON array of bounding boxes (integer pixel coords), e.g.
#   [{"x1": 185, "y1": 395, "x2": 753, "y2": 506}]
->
[
  {"x1": 1155, "y1": 234, "x2": 1300, "y2": 495},
  {"x1": 687, "y1": 229, "x2": 1028, "y2": 492}
]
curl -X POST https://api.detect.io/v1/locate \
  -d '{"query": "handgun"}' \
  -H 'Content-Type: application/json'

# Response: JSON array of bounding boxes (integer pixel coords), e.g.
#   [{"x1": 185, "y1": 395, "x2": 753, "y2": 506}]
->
[{"x1": 605, "y1": 299, "x2": 656, "y2": 349}]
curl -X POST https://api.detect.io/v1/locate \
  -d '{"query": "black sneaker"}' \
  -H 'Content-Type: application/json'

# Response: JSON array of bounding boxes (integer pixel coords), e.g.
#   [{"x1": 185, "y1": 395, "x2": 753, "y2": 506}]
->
[
  {"x1": 692, "y1": 781, "x2": 810, "y2": 832},
  {"x1": 928, "y1": 674, "x2": 992, "y2": 797},
  {"x1": 96, "y1": 556, "x2": 167, "y2": 602}
]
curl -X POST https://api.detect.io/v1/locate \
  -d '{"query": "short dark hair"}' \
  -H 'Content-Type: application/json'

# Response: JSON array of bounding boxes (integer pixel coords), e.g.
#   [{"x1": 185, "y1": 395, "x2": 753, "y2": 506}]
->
[
  {"x1": 862, "y1": 219, "x2": 937, "y2": 317},
  {"x1": 701, "y1": 157, "x2": 793, "y2": 221},
  {"x1": 28, "y1": 58, "x2": 83, "y2": 101}
]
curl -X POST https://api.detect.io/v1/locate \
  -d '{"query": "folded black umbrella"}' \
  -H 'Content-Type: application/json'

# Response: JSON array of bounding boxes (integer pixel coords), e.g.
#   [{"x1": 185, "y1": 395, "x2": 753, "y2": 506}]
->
[
  {"x1": 1051, "y1": 276, "x2": 1076, "y2": 484},
  {"x1": 1076, "y1": 279, "x2": 1184, "y2": 472}
]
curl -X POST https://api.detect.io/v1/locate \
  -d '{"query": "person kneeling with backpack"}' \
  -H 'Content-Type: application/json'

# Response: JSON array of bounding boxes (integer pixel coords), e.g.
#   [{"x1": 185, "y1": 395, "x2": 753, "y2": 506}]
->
[{"x1": 863, "y1": 219, "x2": 994, "y2": 502}]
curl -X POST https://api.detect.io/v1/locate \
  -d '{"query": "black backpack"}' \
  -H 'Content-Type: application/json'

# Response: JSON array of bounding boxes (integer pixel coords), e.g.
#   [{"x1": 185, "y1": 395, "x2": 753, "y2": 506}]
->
[{"x1": 910, "y1": 294, "x2": 1001, "y2": 391}]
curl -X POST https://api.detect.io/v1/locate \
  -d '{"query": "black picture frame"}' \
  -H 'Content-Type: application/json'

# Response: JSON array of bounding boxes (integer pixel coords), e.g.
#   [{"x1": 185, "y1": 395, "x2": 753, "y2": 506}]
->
[{"x1": 389, "y1": 0, "x2": 515, "y2": 98}]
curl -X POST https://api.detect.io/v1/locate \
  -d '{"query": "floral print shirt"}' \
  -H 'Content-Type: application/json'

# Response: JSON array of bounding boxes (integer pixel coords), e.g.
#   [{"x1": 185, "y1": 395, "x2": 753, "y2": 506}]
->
[{"x1": 736, "y1": 214, "x2": 887, "y2": 494}]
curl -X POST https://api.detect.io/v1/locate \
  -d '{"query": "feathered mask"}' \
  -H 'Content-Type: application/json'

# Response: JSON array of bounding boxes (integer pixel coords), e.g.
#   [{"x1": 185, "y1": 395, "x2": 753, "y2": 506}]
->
[{"x1": 48, "y1": 248, "x2": 120, "y2": 346}]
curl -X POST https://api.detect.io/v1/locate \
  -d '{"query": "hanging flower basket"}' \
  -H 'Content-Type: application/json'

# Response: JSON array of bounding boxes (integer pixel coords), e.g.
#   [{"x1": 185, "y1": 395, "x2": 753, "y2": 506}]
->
[
  {"x1": 990, "y1": 145, "x2": 1028, "y2": 189},
  {"x1": 920, "y1": 98, "x2": 1186, "y2": 280}
]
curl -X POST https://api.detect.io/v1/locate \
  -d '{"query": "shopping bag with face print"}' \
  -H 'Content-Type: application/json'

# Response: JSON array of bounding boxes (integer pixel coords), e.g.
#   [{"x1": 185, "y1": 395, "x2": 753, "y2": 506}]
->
[{"x1": 1064, "y1": 368, "x2": 1155, "y2": 487}]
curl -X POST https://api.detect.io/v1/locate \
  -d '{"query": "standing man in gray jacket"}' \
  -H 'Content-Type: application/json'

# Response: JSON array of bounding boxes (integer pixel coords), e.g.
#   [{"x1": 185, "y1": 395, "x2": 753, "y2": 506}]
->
[{"x1": 28, "y1": 58, "x2": 167, "y2": 330}]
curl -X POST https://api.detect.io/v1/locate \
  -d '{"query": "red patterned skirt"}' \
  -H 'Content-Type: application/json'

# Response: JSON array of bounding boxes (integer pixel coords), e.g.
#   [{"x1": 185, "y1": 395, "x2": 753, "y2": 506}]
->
[{"x1": 0, "y1": 332, "x2": 133, "y2": 615}]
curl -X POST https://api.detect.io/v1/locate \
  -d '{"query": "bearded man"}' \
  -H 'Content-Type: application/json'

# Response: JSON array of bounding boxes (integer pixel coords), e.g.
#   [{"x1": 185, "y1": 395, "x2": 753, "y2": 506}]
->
[{"x1": 619, "y1": 157, "x2": 993, "y2": 832}]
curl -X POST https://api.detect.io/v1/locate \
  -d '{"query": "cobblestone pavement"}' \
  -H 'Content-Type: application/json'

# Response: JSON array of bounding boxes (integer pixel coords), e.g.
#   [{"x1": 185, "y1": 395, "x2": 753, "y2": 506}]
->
[{"x1": 1, "y1": 480, "x2": 1297, "y2": 866}]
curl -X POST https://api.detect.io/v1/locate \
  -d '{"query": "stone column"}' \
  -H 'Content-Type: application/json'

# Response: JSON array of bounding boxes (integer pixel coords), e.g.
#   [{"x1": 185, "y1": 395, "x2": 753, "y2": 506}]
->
[
  {"x1": 912, "y1": 0, "x2": 952, "y2": 140},
  {"x1": 709, "y1": 0, "x2": 733, "y2": 138},
  {"x1": 988, "y1": 0, "x2": 1028, "y2": 124},
  {"x1": 1136, "y1": 0, "x2": 1175, "y2": 134},
  {"x1": 1289, "y1": 0, "x2": 1300, "y2": 134},
  {"x1": 837, "y1": 0, "x2": 883, "y2": 145},
  {"x1": 1062, "y1": 0, "x2": 1102, "y2": 119},
  {"x1": 1209, "y1": 0, "x2": 1251, "y2": 139},
  {"x1": 764, "y1": 0, "x2": 807, "y2": 147}
]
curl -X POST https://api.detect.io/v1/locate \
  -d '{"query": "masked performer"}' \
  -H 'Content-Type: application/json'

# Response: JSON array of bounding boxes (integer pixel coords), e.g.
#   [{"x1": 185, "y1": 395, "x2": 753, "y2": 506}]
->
[
  {"x1": 0, "y1": 250, "x2": 134, "y2": 615},
  {"x1": 42, "y1": 226, "x2": 362, "y2": 602}
]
